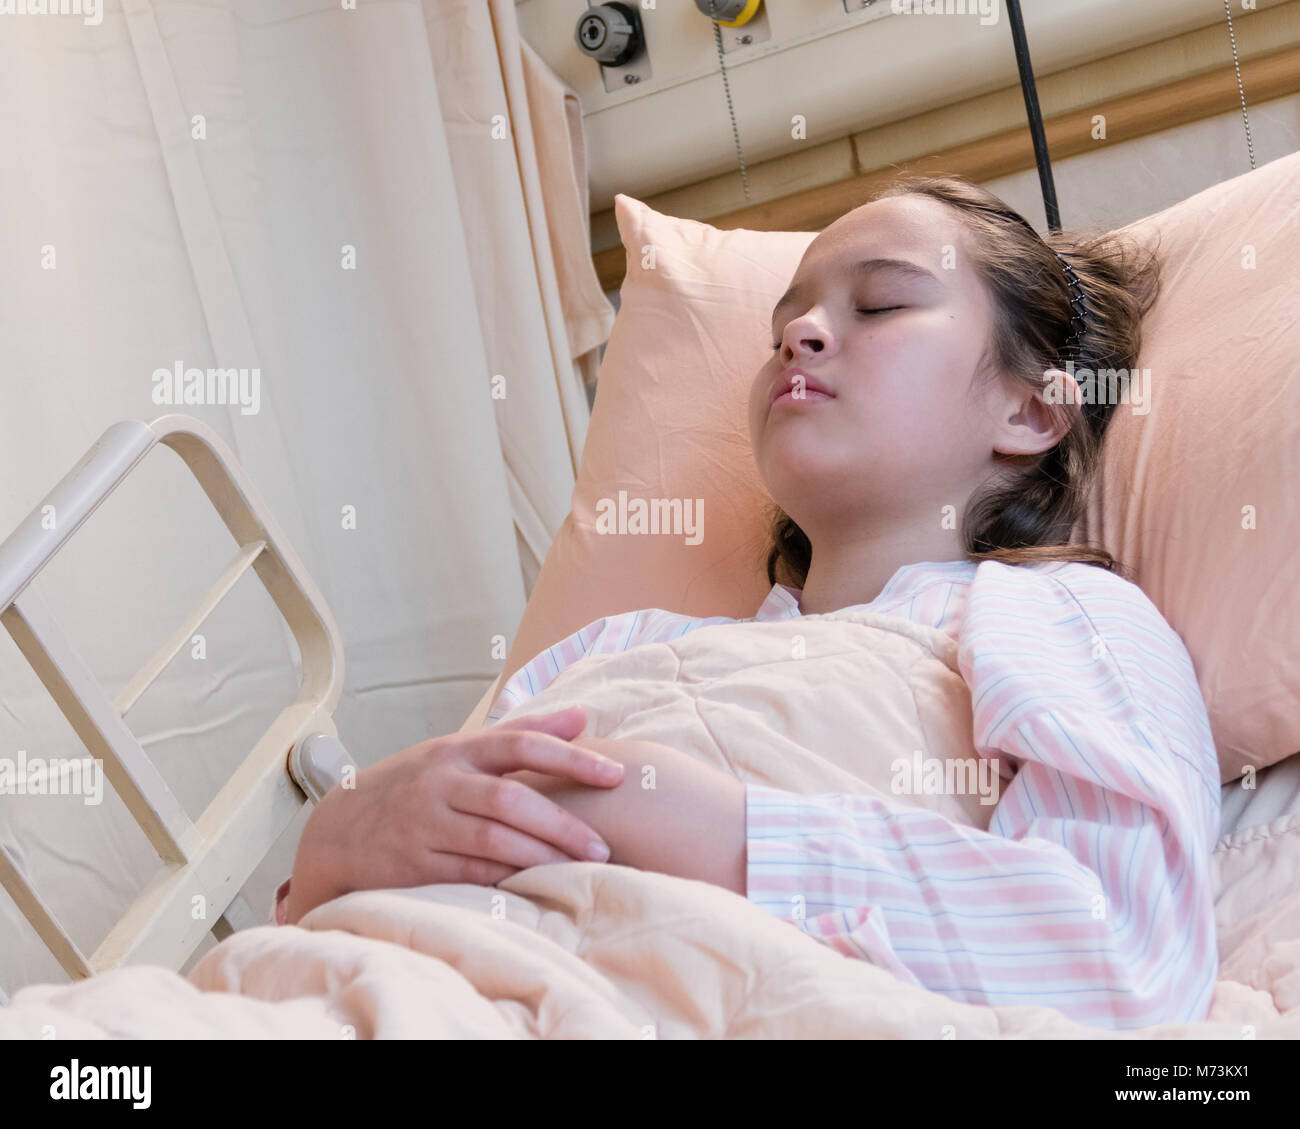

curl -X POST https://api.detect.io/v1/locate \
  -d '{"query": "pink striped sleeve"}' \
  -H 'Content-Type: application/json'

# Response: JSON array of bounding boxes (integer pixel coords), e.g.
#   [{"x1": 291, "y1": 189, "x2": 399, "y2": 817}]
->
[{"x1": 745, "y1": 561, "x2": 1220, "y2": 1031}]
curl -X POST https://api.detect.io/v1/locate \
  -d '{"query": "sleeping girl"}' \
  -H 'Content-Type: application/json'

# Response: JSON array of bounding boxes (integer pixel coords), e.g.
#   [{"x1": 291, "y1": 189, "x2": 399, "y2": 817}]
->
[{"x1": 277, "y1": 175, "x2": 1221, "y2": 1033}]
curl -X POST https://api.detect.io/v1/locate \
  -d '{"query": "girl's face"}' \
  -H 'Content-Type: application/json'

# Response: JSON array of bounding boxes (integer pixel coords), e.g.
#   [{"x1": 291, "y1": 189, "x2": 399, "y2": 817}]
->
[{"x1": 747, "y1": 194, "x2": 1028, "y2": 542}]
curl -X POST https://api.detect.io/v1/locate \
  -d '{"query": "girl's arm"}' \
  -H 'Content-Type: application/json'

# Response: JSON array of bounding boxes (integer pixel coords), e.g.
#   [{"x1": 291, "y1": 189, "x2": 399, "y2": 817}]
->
[
  {"x1": 273, "y1": 732, "x2": 746, "y2": 925},
  {"x1": 504, "y1": 736, "x2": 747, "y2": 896},
  {"x1": 746, "y1": 565, "x2": 1223, "y2": 1031}
]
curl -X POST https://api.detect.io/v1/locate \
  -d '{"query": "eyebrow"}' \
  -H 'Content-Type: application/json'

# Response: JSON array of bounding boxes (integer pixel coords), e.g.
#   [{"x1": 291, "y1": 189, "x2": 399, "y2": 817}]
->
[{"x1": 770, "y1": 257, "x2": 940, "y2": 325}]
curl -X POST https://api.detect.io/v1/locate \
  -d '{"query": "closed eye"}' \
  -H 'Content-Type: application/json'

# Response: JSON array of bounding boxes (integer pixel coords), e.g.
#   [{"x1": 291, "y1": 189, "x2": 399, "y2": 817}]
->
[{"x1": 770, "y1": 307, "x2": 905, "y2": 350}]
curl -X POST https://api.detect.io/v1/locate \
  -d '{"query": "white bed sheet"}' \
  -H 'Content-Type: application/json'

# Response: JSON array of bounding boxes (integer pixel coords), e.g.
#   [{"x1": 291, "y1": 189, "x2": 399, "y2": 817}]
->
[{"x1": 1221, "y1": 751, "x2": 1300, "y2": 837}]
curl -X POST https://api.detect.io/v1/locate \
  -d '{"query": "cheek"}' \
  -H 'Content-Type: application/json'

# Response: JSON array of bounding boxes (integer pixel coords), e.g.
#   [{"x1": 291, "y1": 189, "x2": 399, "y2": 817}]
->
[{"x1": 746, "y1": 384, "x2": 767, "y2": 449}]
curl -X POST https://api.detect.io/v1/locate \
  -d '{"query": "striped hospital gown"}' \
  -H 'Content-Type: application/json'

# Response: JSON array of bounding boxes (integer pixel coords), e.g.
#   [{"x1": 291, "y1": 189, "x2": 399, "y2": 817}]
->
[{"x1": 487, "y1": 558, "x2": 1222, "y2": 1031}]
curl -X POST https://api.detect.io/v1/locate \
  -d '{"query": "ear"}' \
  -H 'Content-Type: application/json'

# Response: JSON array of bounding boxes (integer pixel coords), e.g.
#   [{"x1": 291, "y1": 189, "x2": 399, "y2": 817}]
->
[{"x1": 992, "y1": 368, "x2": 1076, "y2": 458}]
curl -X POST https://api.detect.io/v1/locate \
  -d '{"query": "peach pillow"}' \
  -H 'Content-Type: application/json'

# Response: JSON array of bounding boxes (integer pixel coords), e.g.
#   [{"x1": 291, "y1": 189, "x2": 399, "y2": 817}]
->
[
  {"x1": 501, "y1": 155, "x2": 1300, "y2": 784},
  {"x1": 1075, "y1": 152, "x2": 1300, "y2": 783}
]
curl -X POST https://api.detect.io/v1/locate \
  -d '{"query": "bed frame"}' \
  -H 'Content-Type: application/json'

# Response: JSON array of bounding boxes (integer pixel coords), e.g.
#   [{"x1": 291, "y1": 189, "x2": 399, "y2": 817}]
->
[{"x1": 0, "y1": 414, "x2": 357, "y2": 993}]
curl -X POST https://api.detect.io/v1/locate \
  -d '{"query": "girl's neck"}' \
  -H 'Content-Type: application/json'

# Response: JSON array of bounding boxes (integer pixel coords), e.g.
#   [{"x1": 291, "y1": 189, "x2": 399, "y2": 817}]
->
[{"x1": 796, "y1": 530, "x2": 969, "y2": 616}]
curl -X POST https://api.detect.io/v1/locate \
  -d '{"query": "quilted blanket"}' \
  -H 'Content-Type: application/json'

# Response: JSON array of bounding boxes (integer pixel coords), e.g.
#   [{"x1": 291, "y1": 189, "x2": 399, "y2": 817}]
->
[{"x1": 4, "y1": 611, "x2": 1299, "y2": 1038}]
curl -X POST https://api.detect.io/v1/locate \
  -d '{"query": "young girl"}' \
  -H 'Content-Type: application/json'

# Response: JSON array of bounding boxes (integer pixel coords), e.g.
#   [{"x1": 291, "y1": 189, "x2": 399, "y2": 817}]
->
[{"x1": 281, "y1": 176, "x2": 1221, "y2": 1033}]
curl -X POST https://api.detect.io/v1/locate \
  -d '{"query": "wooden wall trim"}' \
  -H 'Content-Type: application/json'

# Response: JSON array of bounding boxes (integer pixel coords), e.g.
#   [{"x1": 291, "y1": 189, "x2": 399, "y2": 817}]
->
[{"x1": 592, "y1": 42, "x2": 1300, "y2": 293}]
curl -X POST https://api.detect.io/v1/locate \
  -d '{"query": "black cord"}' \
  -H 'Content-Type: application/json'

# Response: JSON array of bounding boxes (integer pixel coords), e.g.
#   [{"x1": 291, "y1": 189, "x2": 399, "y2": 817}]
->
[{"x1": 1006, "y1": 0, "x2": 1062, "y2": 231}]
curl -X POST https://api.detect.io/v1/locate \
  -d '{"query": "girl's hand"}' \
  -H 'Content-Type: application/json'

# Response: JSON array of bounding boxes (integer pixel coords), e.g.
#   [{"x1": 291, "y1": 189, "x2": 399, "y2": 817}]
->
[{"x1": 284, "y1": 706, "x2": 623, "y2": 924}]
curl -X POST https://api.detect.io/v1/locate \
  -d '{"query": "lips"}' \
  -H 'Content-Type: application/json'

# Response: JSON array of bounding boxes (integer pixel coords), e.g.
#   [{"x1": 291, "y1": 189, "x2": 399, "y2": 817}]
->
[{"x1": 770, "y1": 368, "x2": 834, "y2": 406}]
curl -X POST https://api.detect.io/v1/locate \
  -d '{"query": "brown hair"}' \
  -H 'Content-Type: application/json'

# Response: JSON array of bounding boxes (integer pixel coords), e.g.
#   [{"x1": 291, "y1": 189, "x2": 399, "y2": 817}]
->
[{"x1": 764, "y1": 173, "x2": 1162, "y2": 588}]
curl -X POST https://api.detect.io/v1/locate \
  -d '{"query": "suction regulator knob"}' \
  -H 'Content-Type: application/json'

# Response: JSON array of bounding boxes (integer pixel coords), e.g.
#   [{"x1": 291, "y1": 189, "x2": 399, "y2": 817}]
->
[{"x1": 574, "y1": 2, "x2": 644, "y2": 68}]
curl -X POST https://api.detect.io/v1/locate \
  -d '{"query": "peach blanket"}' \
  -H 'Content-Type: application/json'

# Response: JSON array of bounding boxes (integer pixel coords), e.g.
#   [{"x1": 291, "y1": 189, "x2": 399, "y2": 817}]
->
[{"x1": 4, "y1": 612, "x2": 1299, "y2": 1037}]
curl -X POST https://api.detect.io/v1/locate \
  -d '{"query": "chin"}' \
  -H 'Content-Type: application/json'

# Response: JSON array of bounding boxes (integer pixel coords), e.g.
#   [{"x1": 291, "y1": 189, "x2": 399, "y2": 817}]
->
[
  {"x1": 764, "y1": 432, "x2": 839, "y2": 473},
  {"x1": 760, "y1": 461, "x2": 838, "y2": 517}
]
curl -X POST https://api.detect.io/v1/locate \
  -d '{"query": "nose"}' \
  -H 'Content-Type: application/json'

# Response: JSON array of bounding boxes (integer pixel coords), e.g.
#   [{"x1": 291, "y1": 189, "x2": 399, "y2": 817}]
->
[{"x1": 777, "y1": 313, "x2": 831, "y2": 360}]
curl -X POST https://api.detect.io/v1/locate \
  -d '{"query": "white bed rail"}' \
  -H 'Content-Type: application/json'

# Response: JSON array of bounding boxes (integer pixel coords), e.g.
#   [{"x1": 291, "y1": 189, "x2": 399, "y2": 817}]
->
[{"x1": 0, "y1": 414, "x2": 352, "y2": 983}]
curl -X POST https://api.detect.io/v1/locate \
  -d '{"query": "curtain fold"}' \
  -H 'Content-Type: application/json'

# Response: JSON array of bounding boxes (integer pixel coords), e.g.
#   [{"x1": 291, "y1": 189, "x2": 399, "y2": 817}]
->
[
  {"x1": 0, "y1": 0, "x2": 611, "y2": 991},
  {"x1": 423, "y1": 0, "x2": 615, "y2": 588}
]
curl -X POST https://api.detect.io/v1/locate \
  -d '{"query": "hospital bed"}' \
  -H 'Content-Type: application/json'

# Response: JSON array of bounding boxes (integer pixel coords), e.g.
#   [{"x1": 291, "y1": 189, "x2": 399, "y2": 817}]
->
[
  {"x1": 0, "y1": 414, "x2": 364, "y2": 989},
  {"x1": 0, "y1": 412, "x2": 1296, "y2": 1005}
]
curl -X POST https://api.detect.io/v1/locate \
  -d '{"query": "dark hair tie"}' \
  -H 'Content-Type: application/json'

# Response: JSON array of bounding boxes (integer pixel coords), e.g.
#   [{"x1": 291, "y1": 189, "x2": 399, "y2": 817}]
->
[{"x1": 1052, "y1": 249, "x2": 1091, "y2": 368}]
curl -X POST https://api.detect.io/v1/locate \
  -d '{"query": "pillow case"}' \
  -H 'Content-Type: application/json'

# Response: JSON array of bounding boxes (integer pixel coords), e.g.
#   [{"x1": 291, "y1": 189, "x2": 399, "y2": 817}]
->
[
  {"x1": 1073, "y1": 152, "x2": 1300, "y2": 782},
  {"x1": 498, "y1": 152, "x2": 1300, "y2": 783}
]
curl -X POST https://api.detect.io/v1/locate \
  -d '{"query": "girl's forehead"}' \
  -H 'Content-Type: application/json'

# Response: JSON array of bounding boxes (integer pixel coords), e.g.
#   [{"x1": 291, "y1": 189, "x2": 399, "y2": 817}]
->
[
  {"x1": 806, "y1": 196, "x2": 972, "y2": 271},
  {"x1": 821, "y1": 195, "x2": 965, "y2": 258},
  {"x1": 795, "y1": 206, "x2": 973, "y2": 289}
]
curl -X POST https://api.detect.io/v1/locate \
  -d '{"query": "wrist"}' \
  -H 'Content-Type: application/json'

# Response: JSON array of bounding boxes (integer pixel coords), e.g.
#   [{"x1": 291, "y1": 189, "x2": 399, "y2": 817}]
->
[
  {"x1": 286, "y1": 799, "x2": 353, "y2": 924},
  {"x1": 283, "y1": 864, "x2": 348, "y2": 926}
]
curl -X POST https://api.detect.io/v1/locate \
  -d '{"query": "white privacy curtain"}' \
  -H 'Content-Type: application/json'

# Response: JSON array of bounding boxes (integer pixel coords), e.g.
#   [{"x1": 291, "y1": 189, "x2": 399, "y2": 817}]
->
[{"x1": 0, "y1": 0, "x2": 613, "y2": 991}]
